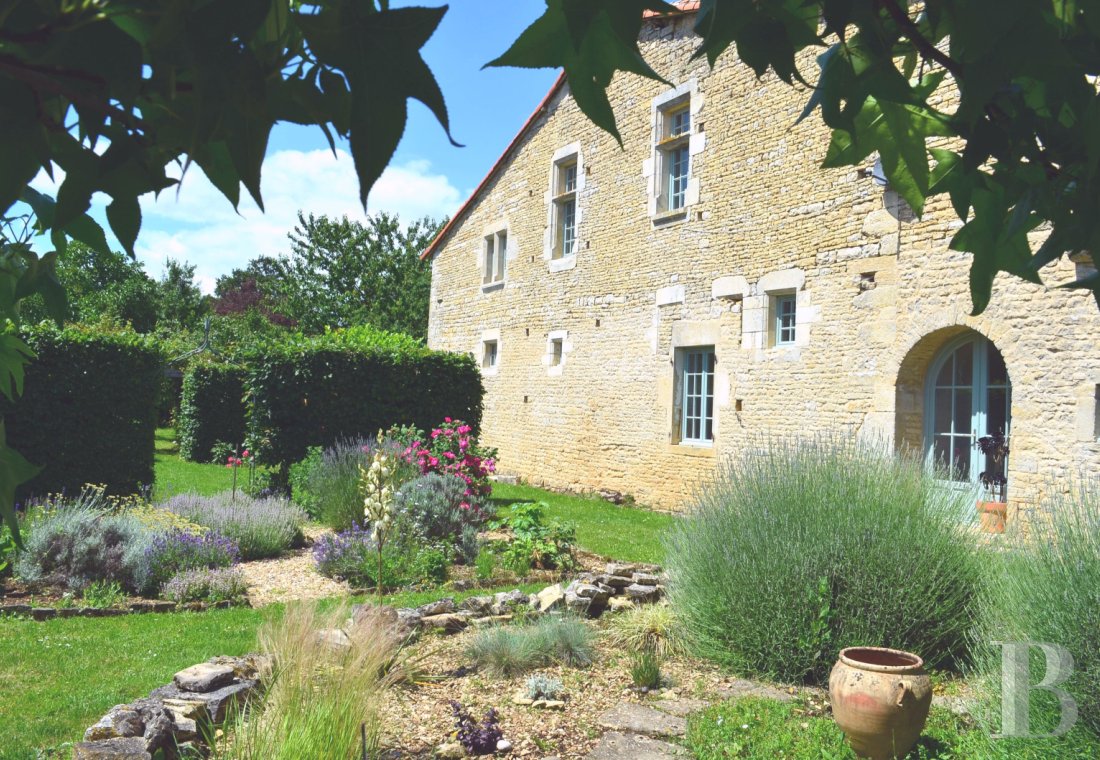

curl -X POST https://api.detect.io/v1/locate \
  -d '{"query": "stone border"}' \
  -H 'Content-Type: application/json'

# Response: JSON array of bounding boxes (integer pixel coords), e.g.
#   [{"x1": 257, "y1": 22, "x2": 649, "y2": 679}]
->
[{"x1": 0, "y1": 599, "x2": 243, "y2": 621}]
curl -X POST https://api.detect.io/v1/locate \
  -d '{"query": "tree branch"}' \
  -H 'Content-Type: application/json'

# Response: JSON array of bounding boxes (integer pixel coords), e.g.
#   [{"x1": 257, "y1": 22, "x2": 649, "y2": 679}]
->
[{"x1": 875, "y1": 0, "x2": 962, "y2": 78}]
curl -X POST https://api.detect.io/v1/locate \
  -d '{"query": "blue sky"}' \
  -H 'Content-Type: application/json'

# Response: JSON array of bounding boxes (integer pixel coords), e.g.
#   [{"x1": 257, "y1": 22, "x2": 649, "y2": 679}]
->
[{"x1": 36, "y1": 2, "x2": 560, "y2": 293}]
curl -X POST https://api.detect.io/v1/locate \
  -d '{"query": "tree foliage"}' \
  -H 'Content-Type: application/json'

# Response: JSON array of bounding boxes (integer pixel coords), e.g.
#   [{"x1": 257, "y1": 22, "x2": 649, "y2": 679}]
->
[{"x1": 271, "y1": 211, "x2": 441, "y2": 338}]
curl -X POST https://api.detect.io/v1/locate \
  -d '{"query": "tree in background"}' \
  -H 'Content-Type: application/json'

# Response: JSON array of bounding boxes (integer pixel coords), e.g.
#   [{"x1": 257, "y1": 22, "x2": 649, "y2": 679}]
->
[
  {"x1": 155, "y1": 260, "x2": 209, "y2": 333},
  {"x1": 273, "y1": 212, "x2": 442, "y2": 338},
  {"x1": 213, "y1": 257, "x2": 295, "y2": 327}
]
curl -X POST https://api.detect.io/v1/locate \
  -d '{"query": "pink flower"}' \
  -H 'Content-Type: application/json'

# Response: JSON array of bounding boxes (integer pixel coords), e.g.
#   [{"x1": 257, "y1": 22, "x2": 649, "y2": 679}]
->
[
  {"x1": 430, "y1": 430, "x2": 440, "y2": 439},
  {"x1": 444, "y1": 417, "x2": 452, "y2": 423},
  {"x1": 457, "y1": 425, "x2": 471, "y2": 434},
  {"x1": 242, "y1": 450, "x2": 250, "y2": 458},
  {"x1": 226, "y1": 463, "x2": 233, "y2": 469},
  {"x1": 443, "y1": 451, "x2": 455, "y2": 460}
]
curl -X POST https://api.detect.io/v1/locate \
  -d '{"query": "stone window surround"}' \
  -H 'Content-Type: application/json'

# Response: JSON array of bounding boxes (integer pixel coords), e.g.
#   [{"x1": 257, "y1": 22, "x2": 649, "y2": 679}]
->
[
  {"x1": 477, "y1": 328, "x2": 501, "y2": 376},
  {"x1": 544, "y1": 142, "x2": 584, "y2": 272},
  {"x1": 737, "y1": 268, "x2": 814, "y2": 351},
  {"x1": 544, "y1": 329, "x2": 571, "y2": 376},
  {"x1": 480, "y1": 222, "x2": 510, "y2": 291},
  {"x1": 645, "y1": 79, "x2": 706, "y2": 223},
  {"x1": 668, "y1": 321, "x2": 726, "y2": 450}
]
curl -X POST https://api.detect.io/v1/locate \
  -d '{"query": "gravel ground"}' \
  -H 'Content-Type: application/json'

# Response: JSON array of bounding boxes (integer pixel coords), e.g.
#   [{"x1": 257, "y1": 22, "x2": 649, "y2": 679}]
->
[{"x1": 239, "y1": 525, "x2": 350, "y2": 607}]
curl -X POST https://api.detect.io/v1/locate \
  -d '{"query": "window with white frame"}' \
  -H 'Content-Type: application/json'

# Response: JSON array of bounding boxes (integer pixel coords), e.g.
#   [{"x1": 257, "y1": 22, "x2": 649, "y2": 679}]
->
[
  {"x1": 552, "y1": 158, "x2": 578, "y2": 259},
  {"x1": 550, "y1": 338, "x2": 563, "y2": 367},
  {"x1": 483, "y1": 230, "x2": 507, "y2": 285},
  {"x1": 773, "y1": 294, "x2": 797, "y2": 346},
  {"x1": 658, "y1": 101, "x2": 691, "y2": 213},
  {"x1": 482, "y1": 340, "x2": 498, "y2": 369},
  {"x1": 676, "y1": 347, "x2": 716, "y2": 444}
]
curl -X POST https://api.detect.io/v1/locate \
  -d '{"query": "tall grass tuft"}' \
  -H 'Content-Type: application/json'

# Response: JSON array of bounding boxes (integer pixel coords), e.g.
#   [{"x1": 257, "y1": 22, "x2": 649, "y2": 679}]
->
[
  {"x1": 666, "y1": 435, "x2": 981, "y2": 685},
  {"x1": 605, "y1": 602, "x2": 687, "y2": 657},
  {"x1": 218, "y1": 602, "x2": 400, "y2": 759},
  {"x1": 972, "y1": 478, "x2": 1100, "y2": 742}
]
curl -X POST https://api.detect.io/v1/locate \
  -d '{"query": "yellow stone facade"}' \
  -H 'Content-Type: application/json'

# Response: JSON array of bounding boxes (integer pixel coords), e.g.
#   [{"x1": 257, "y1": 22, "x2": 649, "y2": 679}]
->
[{"x1": 425, "y1": 12, "x2": 1100, "y2": 516}]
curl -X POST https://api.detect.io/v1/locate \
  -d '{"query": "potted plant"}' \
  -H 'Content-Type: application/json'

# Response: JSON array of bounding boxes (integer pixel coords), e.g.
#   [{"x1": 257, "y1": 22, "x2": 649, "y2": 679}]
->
[{"x1": 974, "y1": 431, "x2": 1009, "y2": 533}]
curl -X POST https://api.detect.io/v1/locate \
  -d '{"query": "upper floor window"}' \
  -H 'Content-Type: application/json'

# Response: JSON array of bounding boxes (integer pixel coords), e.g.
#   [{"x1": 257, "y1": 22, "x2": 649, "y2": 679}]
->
[
  {"x1": 658, "y1": 101, "x2": 691, "y2": 213},
  {"x1": 482, "y1": 340, "x2": 499, "y2": 369},
  {"x1": 773, "y1": 294, "x2": 797, "y2": 346},
  {"x1": 553, "y1": 158, "x2": 578, "y2": 259},
  {"x1": 677, "y1": 346, "x2": 715, "y2": 445},
  {"x1": 483, "y1": 230, "x2": 507, "y2": 286}
]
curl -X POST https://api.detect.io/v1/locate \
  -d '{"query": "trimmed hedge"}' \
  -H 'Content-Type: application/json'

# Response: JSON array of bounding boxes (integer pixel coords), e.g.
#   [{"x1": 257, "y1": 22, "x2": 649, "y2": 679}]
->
[
  {"x1": 178, "y1": 364, "x2": 248, "y2": 462},
  {"x1": 246, "y1": 327, "x2": 483, "y2": 474},
  {"x1": 3, "y1": 324, "x2": 163, "y2": 499}
]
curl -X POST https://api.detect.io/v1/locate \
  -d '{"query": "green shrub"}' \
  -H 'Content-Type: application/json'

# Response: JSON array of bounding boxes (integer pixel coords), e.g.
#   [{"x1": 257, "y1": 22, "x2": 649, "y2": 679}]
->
[
  {"x1": 2, "y1": 323, "x2": 162, "y2": 499},
  {"x1": 474, "y1": 547, "x2": 496, "y2": 581},
  {"x1": 394, "y1": 473, "x2": 489, "y2": 564},
  {"x1": 523, "y1": 674, "x2": 564, "y2": 701},
  {"x1": 467, "y1": 616, "x2": 594, "y2": 677},
  {"x1": 605, "y1": 602, "x2": 687, "y2": 657},
  {"x1": 973, "y1": 479, "x2": 1100, "y2": 741},
  {"x1": 15, "y1": 499, "x2": 152, "y2": 592},
  {"x1": 177, "y1": 364, "x2": 249, "y2": 463},
  {"x1": 630, "y1": 651, "x2": 662, "y2": 689},
  {"x1": 311, "y1": 524, "x2": 447, "y2": 589},
  {"x1": 666, "y1": 436, "x2": 981, "y2": 685},
  {"x1": 494, "y1": 501, "x2": 577, "y2": 573},
  {"x1": 244, "y1": 326, "x2": 484, "y2": 475},
  {"x1": 81, "y1": 581, "x2": 127, "y2": 608}
]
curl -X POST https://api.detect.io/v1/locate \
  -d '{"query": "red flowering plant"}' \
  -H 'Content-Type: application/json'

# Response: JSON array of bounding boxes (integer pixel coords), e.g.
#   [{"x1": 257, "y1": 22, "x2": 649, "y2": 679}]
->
[
  {"x1": 403, "y1": 418, "x2": 498, "y2": 511},
  {"x1": 225, "y1": 448, "x2": 253, "y2": 501}
]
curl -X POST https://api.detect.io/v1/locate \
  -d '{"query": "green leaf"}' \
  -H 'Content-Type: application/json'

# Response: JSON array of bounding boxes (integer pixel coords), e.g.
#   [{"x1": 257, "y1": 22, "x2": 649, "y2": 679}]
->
[
  {"x1": 20, "y1": 188, "x2": 111, "y2": 256},
  {"x1": 0, "y1": 420, "x2": 39, "y2": 546},
  {"x1": 0, "y1": 333, "x2": 34, "y2": 402},
  {"x1": 488, "y1": 0, "x2": 674, "y2": 145},
  {"x1": 107, "y1": 196, "x2": 142, "y2": 257}
]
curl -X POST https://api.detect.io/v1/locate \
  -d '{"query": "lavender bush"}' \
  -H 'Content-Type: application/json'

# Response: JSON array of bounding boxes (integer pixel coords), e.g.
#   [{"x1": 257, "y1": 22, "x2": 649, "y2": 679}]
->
[
  {"x1": 161, "y1": 567, "x2": 249, "y2": 604},
  {"x1": 449, "y1": 701, "x2": 502, "y2": 755},
  {"x1": 312, "y1": 524, "x2": 401, "y2": 589},
  {"x1": 137, "y1": 529, "x2": 239, "y2": 596},
  {"x1": 159, "y1": 492, "x2": 305, "y2": 560}
]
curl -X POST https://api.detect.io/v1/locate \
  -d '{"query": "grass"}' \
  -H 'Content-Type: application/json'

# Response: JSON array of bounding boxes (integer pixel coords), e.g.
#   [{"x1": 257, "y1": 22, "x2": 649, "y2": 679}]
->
[
  {"x1": 687, "y1": 697, "x2": 1100, "y2": 760},
  {"x1": 466, "y1": 615, "x2": 594, "y2": 677},
  {"x1": 154, "y1": 427, "x2": 235, "y2": 498},
  {"x1": 489, "y1": 483, "x2": 675, "y2": 564}
]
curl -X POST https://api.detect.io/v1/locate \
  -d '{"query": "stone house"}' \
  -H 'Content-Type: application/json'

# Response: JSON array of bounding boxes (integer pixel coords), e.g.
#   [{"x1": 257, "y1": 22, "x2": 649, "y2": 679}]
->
[{"x1": 422, "y1": 4, "x2": 1100, "y2": 518}]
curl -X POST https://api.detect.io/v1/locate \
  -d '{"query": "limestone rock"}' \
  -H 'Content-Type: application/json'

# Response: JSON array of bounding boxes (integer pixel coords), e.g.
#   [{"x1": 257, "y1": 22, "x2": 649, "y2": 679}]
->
[
  {"x1": 563, "y1": 592, "x2": 591, "y2": 617},
  {"x1": 396, "y1": 607, "x2": 423, "y2": 632},
  {"x1": 596, "y1": 574, "x2": 632, "y2": 589},
  {"x1": 316, "y1": 628, "x2": 352, "y2": 650},
  {"x1": 421, "y1": 613, "x2": 469, "y2": 633},
  {"x1": 84, "y1": 707, "x2": 143, "y2": 741},
  {"x1": 435, "y1": 741, "x2": 466, "y2": 758},
  {"x1": 654, "y1": 697, "x2": 712, "y2": 717},
  {"x1": 597, "y1": 702, "x2": 687, "y2": 737},
  {"x1": 536, "y1": 584, "x2": 565, "y2": 612},
  {"x1": 458, "y1": 595, "x2": 494, "y2": 614},
  {"x1": 471, "y1": 614, "x2": 513, "y2": 626},
  {"x1": 72, "y1": 738, "x2": 151, "y2": 759},
  {"x1": 417, "y1": 597, "x2": 456, "y2": 617},
  {"x1": 496, "y1": 738, "x2": 513, "y2": 752},
  {"x1": 605, "y1": 563, "x2": 638, "y2": 578},
  {"x1": 630, "y1": 572, "x2": 660, "y2": 587},
  {"x1": 512, "y1": 692, "x2": 535, "y2": 705},
  {"x1": 586, "y1": 731, "x2": 688, "y2": 759},
  {"x1": 607, "y1": 597, "x2": 635, "y2": 612},
  {"x1": 174, "y1": 663, "x2": 235, "y2": 693},
  {"x1": 624, "y1": 583, "x2": 662, "y2": 603},
  {"x1": 151, "y1": 679, "x2": 258, "y2": 724}
]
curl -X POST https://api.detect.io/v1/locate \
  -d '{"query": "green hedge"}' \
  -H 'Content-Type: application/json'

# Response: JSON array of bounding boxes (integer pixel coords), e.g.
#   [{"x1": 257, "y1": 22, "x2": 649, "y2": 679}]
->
[
  {"x1": 178, "y1": 364, "x2": 248, "y2": 462},
  {"x1": 246, "y1": 327, "x2": 483, "y2": 474},
  {"x1": 3, "y1": 324, "x2": 163, "y2": 500}
]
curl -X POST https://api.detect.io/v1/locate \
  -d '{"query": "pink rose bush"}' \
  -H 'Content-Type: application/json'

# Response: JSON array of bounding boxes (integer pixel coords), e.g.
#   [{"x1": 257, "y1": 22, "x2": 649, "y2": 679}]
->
[{"x1": 403, "y1": 418, "x2": 497, "y2": 510}]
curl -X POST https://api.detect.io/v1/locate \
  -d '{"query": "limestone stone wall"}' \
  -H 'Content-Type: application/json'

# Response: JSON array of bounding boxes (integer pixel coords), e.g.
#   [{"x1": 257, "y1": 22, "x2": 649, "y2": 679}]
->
[{"x1": 427, "y1": 13, "x2": 1100, "y2": 515}]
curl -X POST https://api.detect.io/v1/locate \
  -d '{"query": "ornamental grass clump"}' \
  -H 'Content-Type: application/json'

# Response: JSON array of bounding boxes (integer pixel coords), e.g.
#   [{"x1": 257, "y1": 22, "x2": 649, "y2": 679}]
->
[
  {"x1": 605, "y1": 602, "x2": 687, "y2": 657},
  {"x1": 666, "y1": 435, "x2": 981, "y2": 686},
  {"x1": 219, "y1": 602, "x2": 400, "y2": 760},
  {"x1": 467, "y1": 616, "x2": 594, "y2": 677},
  {"x1": 973, "y1": 478, "x2": 1100, "y2": 740},
  {"x1": 159, "y1": 492, "x2": 305, "y2": 560},
  {"x1": 136, "y1": 529, "x2": 239, "y2": 596}
]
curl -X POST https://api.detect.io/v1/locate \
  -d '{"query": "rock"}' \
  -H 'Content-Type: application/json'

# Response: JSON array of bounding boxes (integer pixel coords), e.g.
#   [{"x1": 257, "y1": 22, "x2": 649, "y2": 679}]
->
[
  {"x1": 624, "y1": 584, "x2": 662, "y2": 603},
  {"x1": 171, "y1": 714, "x2": 199, "y2": 743},
  {"x1": 599, "y1": 489, "x2": 626, "y2": 504},
  {"x1": 0, "y1": 604, "x2": 31, "y2": 616},
  {"x1": 605, "y1": 563, "x2": 638, "y2": 578},
  {"x1": 131, "y1": 697, "x2": 175, "y2": 755},
  {"x1": 630, "y1": 572, "x2": 660, "y2": 587},
  {"x1": 458, "y1": 595, "x2": 494, "y2": 614},
  {"x1": 316, "y1": 628, "x2": 352, "y2": 650},
  {"x1": 31, "y1": 607, "x2": 57, "y2": 620},
  {"x1": 512, "y1": 692, "x2": 535, "y2": 705},
  {"x1": 435, "y1": 741, "x2": 466, "y2": 758},
  {"x1": 208, "y1": 654, "x2": 272, "y2": 682},
  {"x1": 539, "y1": 699, "x2": 565, "y2": 711},
  {"x1": 129, "y1": 601, "x2": 176, "y2": 613},
  {"x1": 536, "y1": 584, "x2": 565, "y2": 612},
  {"x1": 570, "y1": 583, "x2": 610, "y2": 603},
  {"x1": 85, "y1": 707, "x2": 144, "y2": 741},
  {"x1": 596, "y1": 574, "x2": 632, "y2": 589},
  {"x1": 162, "y1": 697, "x2": 209, "y2": 723},
  {"x1": 496, "y1": 738, "x2": 513, "y2": 752},
  {"x1": 174, "y1": 663, "x2": 236, "y2": 693},
  {"x1": 586, "y1": 731, "x2": 688, "y2": 759},
  {"x1": 654, "y1": 697, "x2": 712, "y2": 717},
  {"x1": 493, "y1": 589, "x2": 528, "y2": 606},
  {"x1": 420, "y1": 613, "x2": 469, "y2": 633},
  {"x1": 471, "y1": 614, "x2": 513, "y2": 626},
  {"x1": 713, "y1": 677, "x2": 797, "y2": 703},
  {"x1": 607, "y1": 597, "x2": 635, "y2": 612},
  {"x1": 417, "y1": 597, "x2": 456, "y2": 617},
  {"x1": 72, "y1": 737, "x2": 151, "y2": 759},
  {"x1": 597, "y1": 702, "x2": 687, "y2": 737},
  {"x1": 396, "y1": 608, "x2": 423, "y2": 632},
  {"x1": 563, "y1": 592, "x2": 591, "y2": 617},
  {"x1": 151, "y1": 680, "x2": 258, "y2": 724}
]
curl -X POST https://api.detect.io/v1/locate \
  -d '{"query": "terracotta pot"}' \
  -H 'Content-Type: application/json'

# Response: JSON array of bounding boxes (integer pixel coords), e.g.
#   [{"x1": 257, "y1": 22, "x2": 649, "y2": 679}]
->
[
  {"x1": 829, "y1": 646, "x2": 932, "y2": 759},
  {"x1": 977, "y1": 501, "x2": 1007, "y2": 533}
]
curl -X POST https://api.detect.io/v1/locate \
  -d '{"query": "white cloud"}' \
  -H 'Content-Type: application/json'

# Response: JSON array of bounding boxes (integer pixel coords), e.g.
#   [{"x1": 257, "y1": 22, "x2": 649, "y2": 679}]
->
[{"x1": 134, "y1": 149, "x2": 463, "y2": 293}]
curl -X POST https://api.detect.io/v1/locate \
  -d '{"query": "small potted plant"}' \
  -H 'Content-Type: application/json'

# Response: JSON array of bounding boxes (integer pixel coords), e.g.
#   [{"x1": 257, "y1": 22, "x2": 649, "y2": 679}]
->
[{"x1": 974, "y1": 431, "x2": 1009, "y2": 533}]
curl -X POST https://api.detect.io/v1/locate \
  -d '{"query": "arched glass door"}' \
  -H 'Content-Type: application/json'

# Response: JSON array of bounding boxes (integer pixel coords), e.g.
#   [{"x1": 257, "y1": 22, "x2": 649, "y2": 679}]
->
[{"x1": 924, "y1": 335, "x2": 1011, "y2": 493}]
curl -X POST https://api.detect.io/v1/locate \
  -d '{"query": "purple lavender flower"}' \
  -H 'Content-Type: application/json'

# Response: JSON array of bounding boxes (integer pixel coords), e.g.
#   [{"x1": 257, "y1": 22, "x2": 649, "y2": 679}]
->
[{"x1": 138, "y1": 528, "x2": 239, "y2": 596}]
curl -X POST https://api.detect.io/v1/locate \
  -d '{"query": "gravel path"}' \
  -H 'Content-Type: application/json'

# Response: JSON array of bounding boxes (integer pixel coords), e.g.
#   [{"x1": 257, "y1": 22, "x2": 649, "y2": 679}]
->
[{"x1": 238, "y1": 526, "x2": 350, "y2": 607}]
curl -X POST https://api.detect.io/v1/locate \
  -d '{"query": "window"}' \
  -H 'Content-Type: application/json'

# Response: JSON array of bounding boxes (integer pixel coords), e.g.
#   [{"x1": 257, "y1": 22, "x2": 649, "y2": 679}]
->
[
  {"x1": 482, "y1": 340, "x2": 498, "y2": 369},
  {"x1": 552, "y1": 159, "x2": 578, "y2": 259},
  {"x1": 482, "y1": 230, "x2": 507, "y2": 285},
  {"x1": 677, "y1": 347, "x2": 716, "y2": 444},
  {"x1": 551, "y1": 338, "x2": 563, "y2": 367},
  {"x1": 774, "y1": 294, "x2": 797, "y2": 346},
  {"x1": 658, "y1": 102, "x2": 691, "y2": 213}
]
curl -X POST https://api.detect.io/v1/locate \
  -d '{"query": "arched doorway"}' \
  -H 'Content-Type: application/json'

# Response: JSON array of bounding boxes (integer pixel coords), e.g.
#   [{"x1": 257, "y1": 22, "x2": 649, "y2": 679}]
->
[{"x1": 923, "y1": 333, "x2": 1011, "y2": 493}]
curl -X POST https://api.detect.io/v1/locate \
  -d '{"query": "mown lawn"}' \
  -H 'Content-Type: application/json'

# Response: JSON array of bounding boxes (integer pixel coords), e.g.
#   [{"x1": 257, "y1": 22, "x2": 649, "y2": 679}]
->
[
  {"x1": 153, "y1": 427, "x2": 233, "y2": 498},
  {"x1": 491, "y1": 482, "x2": 676, "y2": 565}
]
